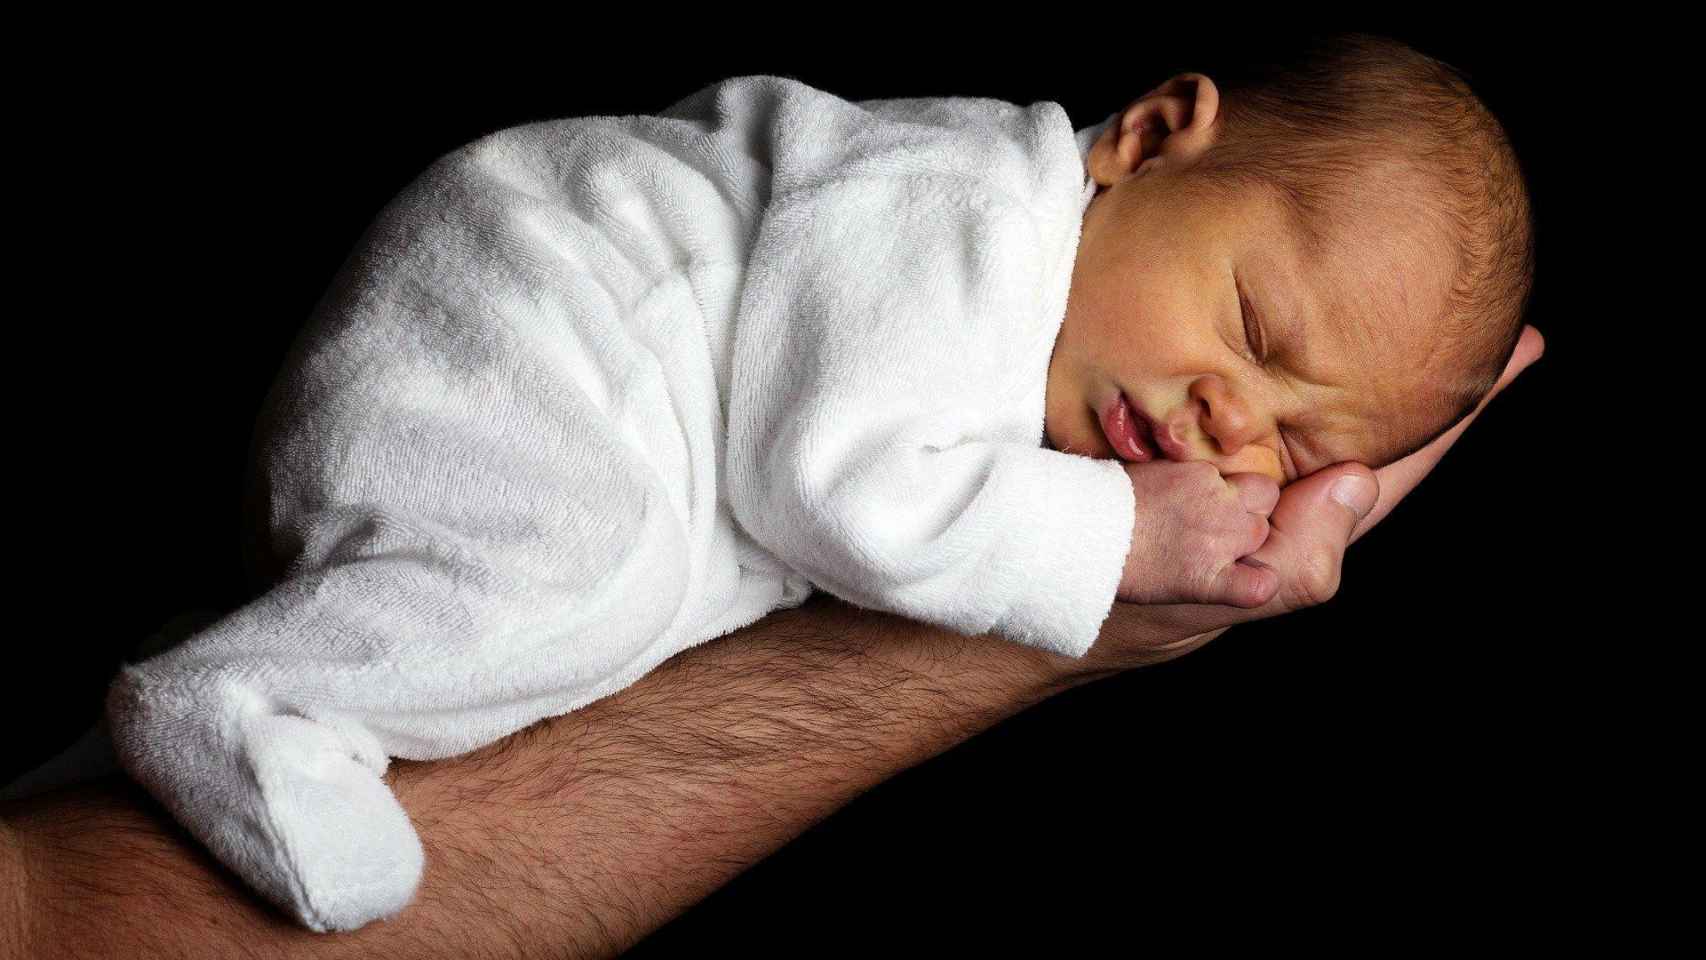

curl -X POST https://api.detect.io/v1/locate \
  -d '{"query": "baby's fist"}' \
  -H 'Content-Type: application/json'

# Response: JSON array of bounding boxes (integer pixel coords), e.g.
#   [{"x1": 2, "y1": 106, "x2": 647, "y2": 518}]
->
[{"x1": 1117, "y1": 461, "x2": 1280, "y2": 608}]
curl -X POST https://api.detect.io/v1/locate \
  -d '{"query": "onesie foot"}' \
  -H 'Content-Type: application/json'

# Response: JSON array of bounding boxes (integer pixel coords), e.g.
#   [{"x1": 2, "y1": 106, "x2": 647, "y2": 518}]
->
[{"x1": 239, "y1": 712, "x2": 425, "y2": 931}]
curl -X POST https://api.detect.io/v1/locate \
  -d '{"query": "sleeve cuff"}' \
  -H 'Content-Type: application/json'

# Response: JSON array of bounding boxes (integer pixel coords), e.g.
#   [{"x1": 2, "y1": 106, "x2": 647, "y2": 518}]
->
[{"x1": 986, "y1": 451, "x2": 1135, "y2": 659}]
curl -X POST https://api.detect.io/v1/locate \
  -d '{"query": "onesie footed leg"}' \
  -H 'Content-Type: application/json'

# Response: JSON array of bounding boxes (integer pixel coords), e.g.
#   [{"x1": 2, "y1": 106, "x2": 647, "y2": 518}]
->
[
  {"x1": 107, "y1": 667, "x2": 424, "y2": 933},
  {"x1": 104, "y1": 389, "x2": 696, "y2": 930},
  {"x1": 238, "y1": 712, "x2": 423, "y2": 931}
]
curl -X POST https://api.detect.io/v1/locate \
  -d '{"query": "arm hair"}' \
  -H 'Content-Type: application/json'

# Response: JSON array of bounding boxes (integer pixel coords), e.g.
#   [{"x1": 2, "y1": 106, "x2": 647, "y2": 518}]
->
[{"x1": 1, "y1": 595, "x2": 1072, "y2": 960}]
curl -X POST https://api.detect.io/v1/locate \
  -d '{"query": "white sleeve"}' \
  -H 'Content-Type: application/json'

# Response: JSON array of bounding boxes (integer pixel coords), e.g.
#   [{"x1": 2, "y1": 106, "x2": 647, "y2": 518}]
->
[{"x1": 724, "y1": 165, "x2": 1135, "y2": 659}]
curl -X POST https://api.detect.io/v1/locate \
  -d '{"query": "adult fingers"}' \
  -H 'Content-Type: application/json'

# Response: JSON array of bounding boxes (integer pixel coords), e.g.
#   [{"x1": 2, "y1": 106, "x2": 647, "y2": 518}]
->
[
  {"x1": 1208, "y1": 556, "x2": 1281, "y2": 609},
  {"x1": 1351, "y1": 324, "x2": 1545, "y2": 544},
  {"x1": 1241, "y1": 463, "x2": 1379, "y2": 613}
]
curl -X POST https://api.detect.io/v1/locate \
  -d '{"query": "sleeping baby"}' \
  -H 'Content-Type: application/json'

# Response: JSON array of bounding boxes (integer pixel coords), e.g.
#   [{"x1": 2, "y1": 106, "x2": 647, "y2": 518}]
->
[{"x1": 106, "y1": 33, "x2": 1533, "y2": 932}]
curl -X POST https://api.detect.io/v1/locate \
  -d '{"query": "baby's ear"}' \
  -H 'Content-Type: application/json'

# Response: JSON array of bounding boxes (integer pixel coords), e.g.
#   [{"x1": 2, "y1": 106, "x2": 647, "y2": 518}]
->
[{"x1": 1111, "y1": 73, "x2": 1223, "y2": 173}]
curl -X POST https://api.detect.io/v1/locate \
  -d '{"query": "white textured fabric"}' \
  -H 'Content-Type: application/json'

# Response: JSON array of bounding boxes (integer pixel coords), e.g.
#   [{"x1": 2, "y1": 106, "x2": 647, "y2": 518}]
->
[{"x1": 104, "y1": 75, "x2": 1131, "y2": 932}]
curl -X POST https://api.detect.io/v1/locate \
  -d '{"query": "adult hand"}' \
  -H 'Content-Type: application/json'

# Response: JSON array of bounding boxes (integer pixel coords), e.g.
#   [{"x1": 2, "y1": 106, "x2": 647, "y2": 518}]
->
[{"x1": 1056, "y1": 324, "x2": 1544, "y2": 682}]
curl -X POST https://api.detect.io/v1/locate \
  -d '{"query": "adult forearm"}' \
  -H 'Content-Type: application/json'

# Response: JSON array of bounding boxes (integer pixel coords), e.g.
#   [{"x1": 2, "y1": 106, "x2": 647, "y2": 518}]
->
[
  {"x1": 0, "y1": 819, "x2": 24, "y2": 958},
  {"x1": 2, "y1": 595, "x2": 1072, "y2": 959}
]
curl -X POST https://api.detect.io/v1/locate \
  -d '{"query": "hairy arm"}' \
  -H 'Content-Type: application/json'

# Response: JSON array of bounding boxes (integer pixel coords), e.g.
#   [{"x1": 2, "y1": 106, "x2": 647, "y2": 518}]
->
[
  {"x1": 1, "y1": 595, "x2": 1078, "y2": 960},
  {"x1": 3, "y1": 326, "x2": 1541, "y2": 959}
]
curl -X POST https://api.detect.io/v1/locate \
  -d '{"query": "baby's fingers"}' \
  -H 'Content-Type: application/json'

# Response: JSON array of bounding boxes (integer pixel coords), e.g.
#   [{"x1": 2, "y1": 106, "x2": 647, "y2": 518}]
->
[
  {"x1": 1225, "y1": 472, "x2": 1280, "y2": 517},
  {"x1": 1206, "y1": 557, "x2": 1281, "y2": 609}
]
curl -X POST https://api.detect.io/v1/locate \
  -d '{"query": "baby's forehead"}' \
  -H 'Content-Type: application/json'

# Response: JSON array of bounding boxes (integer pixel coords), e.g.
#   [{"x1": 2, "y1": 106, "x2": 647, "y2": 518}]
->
[
  {"x1": 1280, "y1": 155, "x2": 1458, "y2": 277},
  {"x1": 1256, "y1": 235, "x2": 1457, "y2": 470},
  {"x1": 1298, "y1": 206, "x2": 1455, "y2": 356},
  {"x1": 1250, "y1": 211, "x2": 1448, "y2": 361}
]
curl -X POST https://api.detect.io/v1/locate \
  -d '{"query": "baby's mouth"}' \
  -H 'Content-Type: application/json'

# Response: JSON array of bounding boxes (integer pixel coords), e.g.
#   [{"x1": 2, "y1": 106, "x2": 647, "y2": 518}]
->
[{"x1": 1097, "y1": 392, "x2": 1158, "y2": 462}]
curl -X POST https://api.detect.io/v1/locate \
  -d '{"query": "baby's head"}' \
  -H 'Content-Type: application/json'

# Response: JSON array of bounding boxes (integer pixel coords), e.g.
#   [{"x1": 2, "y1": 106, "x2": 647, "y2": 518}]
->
[{"x1": 1044, "y1": 33, "x2": 1534, "y2": 485}]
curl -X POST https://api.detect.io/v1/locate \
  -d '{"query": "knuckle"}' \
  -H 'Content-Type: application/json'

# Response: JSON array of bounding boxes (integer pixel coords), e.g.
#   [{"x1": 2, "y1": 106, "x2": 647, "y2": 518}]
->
[
  {"x1": 1188, "y1": 557, "x2": 1222, "y2": 599},
  {"x1": 1184, "y1": 459, "x2": 1221, "y2": 485},
  {"x1": 1200, "y1": 528, "x2": 1236, "y2": 560},
  {"x1": 1254, "y1": 478, "x2": 1280, "y2": 511}
]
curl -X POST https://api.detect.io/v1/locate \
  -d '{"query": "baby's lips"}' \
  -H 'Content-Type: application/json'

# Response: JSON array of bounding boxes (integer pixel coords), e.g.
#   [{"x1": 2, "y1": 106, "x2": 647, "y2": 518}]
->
[{"x1": 1098, "y1": 393, "x2": 1155, "y2": 462}]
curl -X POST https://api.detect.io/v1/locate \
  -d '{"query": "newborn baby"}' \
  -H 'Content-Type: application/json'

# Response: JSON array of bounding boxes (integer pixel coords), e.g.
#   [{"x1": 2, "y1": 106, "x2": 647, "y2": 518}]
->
[{"x1": 107, "y1": 34, "x2": 1533, "y2": 932}]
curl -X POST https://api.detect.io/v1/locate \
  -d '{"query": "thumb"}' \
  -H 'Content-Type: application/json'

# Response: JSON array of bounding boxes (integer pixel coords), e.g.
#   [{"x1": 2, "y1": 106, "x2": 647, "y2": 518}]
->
[
  {"x1": 1248, "y1": 462, "x2": 1378, "y2": 579},
  {"x1": 1241, "y1": 463, "x2": 1378, "y2": 612},
  {"x1": 1274, "y1": 462, "x2": 1379, "y2": 538}
]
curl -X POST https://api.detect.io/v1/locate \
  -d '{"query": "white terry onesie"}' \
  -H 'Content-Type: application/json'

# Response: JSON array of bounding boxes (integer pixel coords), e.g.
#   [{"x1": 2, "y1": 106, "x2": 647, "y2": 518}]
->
[{"x1": 105, "y1": 75, "x2": 1135, "y2": 932}]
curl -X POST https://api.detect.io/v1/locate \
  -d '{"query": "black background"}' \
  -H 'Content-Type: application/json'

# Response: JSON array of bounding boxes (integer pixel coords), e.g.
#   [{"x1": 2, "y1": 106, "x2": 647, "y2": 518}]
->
[{"x1": 12, "y1": 16, "x2": 1623, "y2": 951}]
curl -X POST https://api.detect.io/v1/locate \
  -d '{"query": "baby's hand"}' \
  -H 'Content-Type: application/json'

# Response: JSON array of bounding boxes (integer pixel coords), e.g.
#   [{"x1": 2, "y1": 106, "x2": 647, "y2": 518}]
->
[{"x1": 1117, "y1": 461, "x2": 1281, "y2": 608}]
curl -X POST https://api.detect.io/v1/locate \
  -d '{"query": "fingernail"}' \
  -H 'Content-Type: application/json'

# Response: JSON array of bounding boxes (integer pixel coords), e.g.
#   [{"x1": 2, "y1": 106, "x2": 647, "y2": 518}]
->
[{"x1": 1330, "y1": 475, "x2": 1375, "y2": 517}]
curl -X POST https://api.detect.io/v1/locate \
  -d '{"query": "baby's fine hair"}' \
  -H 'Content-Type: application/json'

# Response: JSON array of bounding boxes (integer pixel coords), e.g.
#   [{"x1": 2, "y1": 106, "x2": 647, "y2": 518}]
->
[{"x1": 1189, "y1": 32, "x2": 1536, "y2": 466}]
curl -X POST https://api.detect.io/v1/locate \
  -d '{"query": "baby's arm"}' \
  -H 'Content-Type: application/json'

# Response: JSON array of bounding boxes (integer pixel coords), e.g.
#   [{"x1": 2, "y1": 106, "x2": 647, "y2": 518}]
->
[
  {"x1": 726, "y1": 163, "x2": 1134, "y2": 659},
  {"x1": 730, "y1": 415, "x2": 1136, "y2": 660}
]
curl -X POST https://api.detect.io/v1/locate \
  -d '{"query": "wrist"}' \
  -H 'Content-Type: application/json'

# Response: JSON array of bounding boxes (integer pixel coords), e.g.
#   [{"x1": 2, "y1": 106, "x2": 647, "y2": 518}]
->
[
  {"x1": 725, "y1": 595, "x2": 1070, "y2": 752},
  {"x1": 1045, "y1": 602, "x2": 1236, "y2": 686}
]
